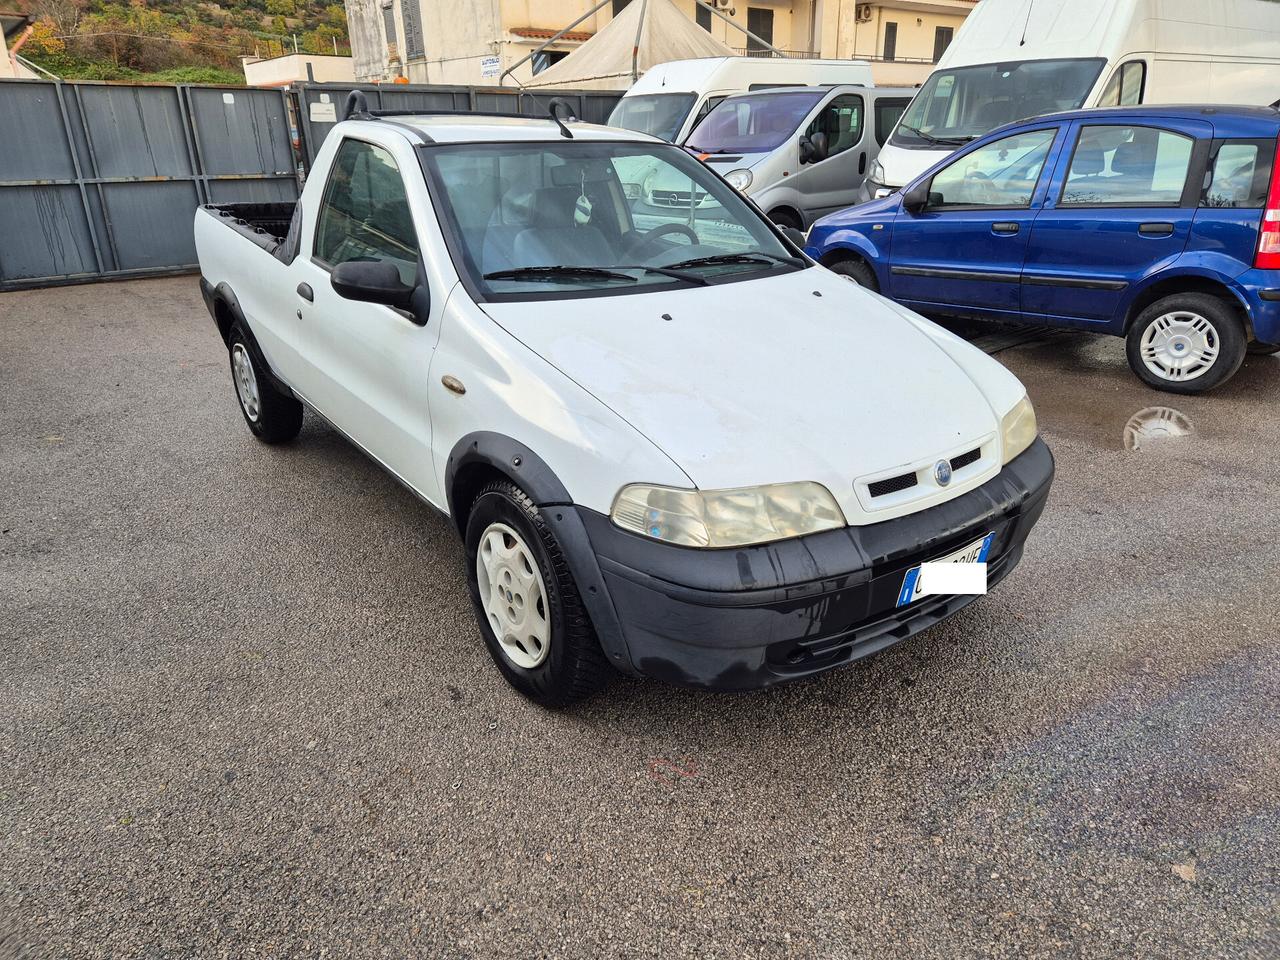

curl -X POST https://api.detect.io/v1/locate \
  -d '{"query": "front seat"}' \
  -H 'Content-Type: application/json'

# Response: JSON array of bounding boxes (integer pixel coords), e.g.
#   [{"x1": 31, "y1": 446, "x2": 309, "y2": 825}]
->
[{"x1": 512, "y1": 187, "x2": 615, "y2": 268}]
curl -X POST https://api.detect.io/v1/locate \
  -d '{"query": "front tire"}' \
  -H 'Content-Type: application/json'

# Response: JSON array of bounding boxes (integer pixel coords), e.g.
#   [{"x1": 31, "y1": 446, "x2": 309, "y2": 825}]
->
[
  {"x1": 228, "y1": 324, "x2": 303, "y2": 443},
  {"x1": 464, "y1": 480, "x2": 610, "y2": 707},
  {"x1": 827, "y1": 258, "x2": 879, "y2": 292},
  {"x1": 768, "y1": 208, "x2": 802, "y2": 231},
  {"x1": 1125, "y1": 294, "x2": 1246, "y2": 394}
]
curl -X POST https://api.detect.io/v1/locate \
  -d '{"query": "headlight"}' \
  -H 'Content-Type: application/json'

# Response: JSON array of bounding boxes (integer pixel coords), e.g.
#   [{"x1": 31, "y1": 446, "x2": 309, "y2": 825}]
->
[
  {"x1": 611, "y1": 481, "x2": 846, "y2": 548},
  {"x1": 1000, "y1": 395, "x2": 1038, "y2": 464},
  {"x1": 725, "y1": 168, "x2": 753, "y2": 192},
  {"x1": 868, "y1": 159, "x2": 885, "y2": 184}
]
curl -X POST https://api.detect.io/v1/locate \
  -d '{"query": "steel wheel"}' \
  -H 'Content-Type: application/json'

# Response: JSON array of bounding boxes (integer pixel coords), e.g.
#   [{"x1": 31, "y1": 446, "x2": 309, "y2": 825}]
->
[
  {"x1": 475, "y1": 521, "x2": 551, "y2": 670},
  {"x1": 231, "y1": 342, "x2": 261, "y2": 422},
  {"x1": 1138, "y1": 310, "x2": 1220, "y2": 383}
]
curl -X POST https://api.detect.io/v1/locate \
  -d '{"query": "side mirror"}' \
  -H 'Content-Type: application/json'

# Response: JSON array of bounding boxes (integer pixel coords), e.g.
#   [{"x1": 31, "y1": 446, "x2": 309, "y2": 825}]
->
[
  {"x1": 331, "y1": 260, "x2": 416, "y2": 311},
  {"x1": 801, "y1": 131, "x2": 828, "y2": 164},
  {"x1": 780, "y1": 225, "x2": 806, "y2": 248},
  {"x1": 901, "y1": 179, "x2": 931, "y2": 214}
]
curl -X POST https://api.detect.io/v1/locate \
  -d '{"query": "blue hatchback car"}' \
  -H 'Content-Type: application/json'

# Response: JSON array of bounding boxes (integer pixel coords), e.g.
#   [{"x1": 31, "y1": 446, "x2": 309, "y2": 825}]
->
[{"x1": 805, "y1": 105, "x2": 1280, "y2": 393}]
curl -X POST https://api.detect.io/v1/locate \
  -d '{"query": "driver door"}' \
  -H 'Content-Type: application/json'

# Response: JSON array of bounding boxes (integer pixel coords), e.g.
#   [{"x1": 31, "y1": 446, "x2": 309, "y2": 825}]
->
[
  {"x1": 787, "y1": 93, "x2": 868, "y2": 219},
  {"x1": 888, "y1": 124, "x2": 1066, "y2": 316}
]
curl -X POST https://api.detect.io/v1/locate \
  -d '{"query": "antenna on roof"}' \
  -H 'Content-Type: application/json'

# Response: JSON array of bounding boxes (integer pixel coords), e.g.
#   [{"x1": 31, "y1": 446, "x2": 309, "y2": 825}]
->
[
  {"x1": 344, "y1": 89, "x2": 372, "y2": 121},
  {"x1": 548, "y1": 98, "x2": 576, "y2": 139}
]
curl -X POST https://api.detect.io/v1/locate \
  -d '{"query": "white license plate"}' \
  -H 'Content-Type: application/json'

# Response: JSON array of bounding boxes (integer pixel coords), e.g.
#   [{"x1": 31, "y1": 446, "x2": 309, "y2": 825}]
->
[{"x1": 896, "y1": 532, "x2": 994, "y2": 607}]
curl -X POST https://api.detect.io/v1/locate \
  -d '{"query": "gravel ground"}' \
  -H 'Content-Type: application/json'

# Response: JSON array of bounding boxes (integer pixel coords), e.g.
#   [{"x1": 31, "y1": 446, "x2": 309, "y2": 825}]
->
[{"x1": 1, "y1": 277, "x2": 1278, "y2": 959}]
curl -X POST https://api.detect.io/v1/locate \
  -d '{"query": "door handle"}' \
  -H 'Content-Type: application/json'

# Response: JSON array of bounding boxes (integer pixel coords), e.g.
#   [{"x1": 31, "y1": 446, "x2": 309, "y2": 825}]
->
[
  {"x1": 858, "y1": 151, "x2": 867, "y2": 175},
  {"x1": 297, "y1": 282, "x2": 314, "y2": 302},
  {"x1": 991, "y1": 222, "x2": 1020, "y2": 235},
  {"x1": 1139, "y1": 222, "x2": 1175, "y2": 237}
]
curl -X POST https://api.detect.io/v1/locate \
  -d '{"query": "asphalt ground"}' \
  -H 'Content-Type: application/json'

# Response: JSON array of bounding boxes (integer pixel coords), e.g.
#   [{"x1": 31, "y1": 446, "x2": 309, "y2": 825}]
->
[{"x1": 2, "y1": 277, "x2": 1278, "y2": 959}]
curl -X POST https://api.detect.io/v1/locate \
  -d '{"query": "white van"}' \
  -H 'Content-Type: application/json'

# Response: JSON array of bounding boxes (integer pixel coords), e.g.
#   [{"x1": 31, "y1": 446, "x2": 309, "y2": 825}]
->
[
  {"x1": 865, "y1": 0, "x2": 1280, "y2": 200},
  {"x1": 607, "y1": 56, "x2": 875, "y2": 144}
]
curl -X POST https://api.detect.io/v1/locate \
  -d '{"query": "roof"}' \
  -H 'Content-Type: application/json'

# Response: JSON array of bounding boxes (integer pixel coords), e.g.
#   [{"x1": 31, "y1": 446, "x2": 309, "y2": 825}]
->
[
  {"x1": 509, "y1": 26, "x2": 593, "y2": 43},
  {"x1": 367, "y1": 113, "x2": 664, "y2": 145},
  {"x1": 1, "y1": 10, "x2": 31, "y2": 41},
  {"x1": 996, "y1": 103, "x2": 1280, "y2": 137}
]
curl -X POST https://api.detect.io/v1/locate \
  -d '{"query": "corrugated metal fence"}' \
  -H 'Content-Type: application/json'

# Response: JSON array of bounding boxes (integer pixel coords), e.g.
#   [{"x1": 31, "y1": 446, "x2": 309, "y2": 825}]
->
[
  {"x1": 0, "y1": 80, "x2": 297, "y2": 291},
  {"x1": 0, "y1": 79, "x2": 625, "y2": 292}
]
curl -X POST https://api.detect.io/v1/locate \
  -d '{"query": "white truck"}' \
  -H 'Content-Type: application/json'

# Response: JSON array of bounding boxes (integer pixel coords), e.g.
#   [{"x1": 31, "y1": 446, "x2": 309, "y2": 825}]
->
[
  {"x1": 865, "y1": 0, "x2": 1280, "y2": 201},
  {"x1": 194, "y1": 96, "x2": 1053, "y2": 706}
]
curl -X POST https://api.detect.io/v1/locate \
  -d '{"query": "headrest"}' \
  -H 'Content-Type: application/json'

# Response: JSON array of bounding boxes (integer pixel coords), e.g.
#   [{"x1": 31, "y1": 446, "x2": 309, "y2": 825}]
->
[
  {"x1": 1111, "y1": 138, "x2": 1154, "y2": 176},
  {"x1": 530, "y1": 186, "x2": 582, "y2": 227},
  {"x1": 1071, "y1": 145, "x2": 1105, "y2": 176}
]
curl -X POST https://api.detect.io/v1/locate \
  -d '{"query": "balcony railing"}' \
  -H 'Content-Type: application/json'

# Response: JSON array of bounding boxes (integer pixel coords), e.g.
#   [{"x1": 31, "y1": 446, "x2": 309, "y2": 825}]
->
[{"x1": 731, "y1": 47, "x2": 820, "y2": 59}]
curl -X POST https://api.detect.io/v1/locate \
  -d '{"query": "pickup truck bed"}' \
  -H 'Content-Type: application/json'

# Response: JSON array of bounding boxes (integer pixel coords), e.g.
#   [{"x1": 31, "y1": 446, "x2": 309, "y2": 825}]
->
[{"x1": 202, "y1": 202, "x2": 302, "y2": 264}]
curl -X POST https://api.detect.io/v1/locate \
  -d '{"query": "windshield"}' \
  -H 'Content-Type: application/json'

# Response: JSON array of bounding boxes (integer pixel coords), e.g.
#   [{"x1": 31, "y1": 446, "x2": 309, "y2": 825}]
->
[
  {"x1": 420, "y1": 141, "x2": 802, "y2": 301},
  {"x1": 686, "y1": 90, "x2": 826, "y2": 154},
  {"x1": 891, "y1": 58, "x2": 1105, "y2": 148},
  {"x1": 607, "y1": 93, "x2": 696, "y2": 142}
]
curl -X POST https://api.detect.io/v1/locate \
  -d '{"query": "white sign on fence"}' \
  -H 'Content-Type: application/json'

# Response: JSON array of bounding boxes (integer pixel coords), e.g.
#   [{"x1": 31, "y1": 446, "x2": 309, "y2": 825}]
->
[{"x1": 481, "y1": 55, "x2": 501, "y2": 79}]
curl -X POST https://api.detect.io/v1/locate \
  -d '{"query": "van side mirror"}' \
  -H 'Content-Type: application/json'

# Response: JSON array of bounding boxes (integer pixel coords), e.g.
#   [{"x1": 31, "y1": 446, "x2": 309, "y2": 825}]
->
[
  {"x1": 331, "y1": 260, "x2": 416, "y2": 311},
  {"x1": 801, "y1": 131, "x2": 828, "y2": 164},
  {"x1": 902, "y1": 180, "x2": 931, "y2": 214}
]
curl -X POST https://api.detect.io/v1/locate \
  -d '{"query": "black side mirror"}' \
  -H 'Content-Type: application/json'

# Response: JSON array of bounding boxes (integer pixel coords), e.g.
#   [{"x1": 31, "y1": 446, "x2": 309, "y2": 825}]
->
[
  {"x1": 331, "y1": 260, "x2": 416, "y2": 311},
  {"x1": 802, "y1": 131, "x2": 828, "y2": 164},
  {"x1": 780, "y1": 225, "x2": 806, "y2": 248},
  {"x1": 902, "y1": 179, "x2": 931, "y2": 214}
]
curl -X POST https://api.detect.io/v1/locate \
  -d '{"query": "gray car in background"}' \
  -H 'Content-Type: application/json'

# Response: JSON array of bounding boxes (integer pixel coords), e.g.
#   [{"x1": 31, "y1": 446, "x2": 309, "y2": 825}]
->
[{"x1": 683, "y1": 85, "x2": 916, "y2": 229}]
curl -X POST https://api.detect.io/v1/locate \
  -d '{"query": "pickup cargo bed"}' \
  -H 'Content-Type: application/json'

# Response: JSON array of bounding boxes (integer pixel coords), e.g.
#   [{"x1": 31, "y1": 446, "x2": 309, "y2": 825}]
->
[{"x1": 201, "y1": 202, "x2": 301, "y2": 264}]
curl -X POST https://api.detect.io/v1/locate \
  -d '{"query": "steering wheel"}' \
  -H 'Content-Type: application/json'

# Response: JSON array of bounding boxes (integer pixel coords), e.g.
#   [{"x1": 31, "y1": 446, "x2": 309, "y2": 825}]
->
[
  {"x1": 965, "y1": 171, "x2": 997, "y2": 205},
  {"x1": 623, "y1": 222, "x2": 700, "y2": 258}
]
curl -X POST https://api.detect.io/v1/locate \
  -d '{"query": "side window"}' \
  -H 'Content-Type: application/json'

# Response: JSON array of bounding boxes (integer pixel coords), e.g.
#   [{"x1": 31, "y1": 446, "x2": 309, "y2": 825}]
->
[
  {"x1": 690, "y1": 95, "x2": 726, "y2": 129},
  {"x1": 1060, "y1": 125, "x2": 1193, "y2": 206},
  {"x1": 806, "y1": 94, "x2": 864, "y2": 159},
  {"x1": 927, "y1": 128, "x2": 1056, "y2": 208},
  {"x1": 314, "y1": 139, "x2": 420, "y2": 285},
  {"x1": 874, "y1": 98, "x2": 910, "y2": 147},
  {"x1": 1201, "y1": 140, "x2": 1272, "y2": 208},
  {"x1": 1097, "y1": 60, "x2": 1146, "y2": 107}
]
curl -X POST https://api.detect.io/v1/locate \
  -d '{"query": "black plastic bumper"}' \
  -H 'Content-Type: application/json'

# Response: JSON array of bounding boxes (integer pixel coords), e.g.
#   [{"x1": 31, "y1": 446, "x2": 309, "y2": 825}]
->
[{"x1": 569, "y1": 438, "x2": 1055, "y2": 690}]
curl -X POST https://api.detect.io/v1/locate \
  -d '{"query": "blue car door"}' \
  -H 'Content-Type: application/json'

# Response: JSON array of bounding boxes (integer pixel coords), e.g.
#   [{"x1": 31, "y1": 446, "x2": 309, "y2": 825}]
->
[
  {"x1": 888, "y1": 124, "x2": 1065, "y2": 317},
  {"x1": 1021, "y1": 118, "x2": 1211, "y2": 329}
]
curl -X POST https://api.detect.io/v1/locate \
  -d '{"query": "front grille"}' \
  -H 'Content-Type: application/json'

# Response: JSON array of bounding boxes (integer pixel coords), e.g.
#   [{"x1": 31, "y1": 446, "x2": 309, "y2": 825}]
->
[
  {"x1": 649, "y1": 189, "x2": 708, "y2": 207},
  {"x1": 868, "y1": 471, "x2": 918, "y2": 498},
  {"x1": 950, "y1": 447, "x2": 981, "y2": 471}
]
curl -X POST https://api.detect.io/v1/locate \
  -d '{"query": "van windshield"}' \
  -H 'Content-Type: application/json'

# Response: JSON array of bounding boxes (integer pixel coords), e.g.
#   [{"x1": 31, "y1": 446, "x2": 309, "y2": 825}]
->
[
  {"x1": 686, "y1": 89, "x2": 826, "y2": 154},
  {"x1": 891, "y1": 58, "x2": 1105, "y2": 148},
  {"x1": 607, "y1": 94, "x2": 697, "y2": 141}
]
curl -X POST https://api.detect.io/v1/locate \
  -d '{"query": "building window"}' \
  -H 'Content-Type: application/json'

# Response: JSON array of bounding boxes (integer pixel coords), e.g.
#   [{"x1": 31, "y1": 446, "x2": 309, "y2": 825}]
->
[
  {"x1": 883, "y1": 21, "x2": 897, "y2": 62},
  {"x1": 695, "y1": 3, "x2": 711, "y2": 31},
  {"x1": 933, "y1": 26, "x2": 953, "y2": 63},
  {"x1": 612, "y1": 0, "x2": 631, "y2": 14},
  {"x1": 746, "y1": 7, "x2": 774, "y2": 53},
  {"x1": 400, "y1": 0, "x2": 424, "y2": 59},
  {"x1": 381, "y1": 0, "x2": 397, "y2": 50},
  {"x1": 532, "y1": 50, "x2": 569, "y2": 75}
]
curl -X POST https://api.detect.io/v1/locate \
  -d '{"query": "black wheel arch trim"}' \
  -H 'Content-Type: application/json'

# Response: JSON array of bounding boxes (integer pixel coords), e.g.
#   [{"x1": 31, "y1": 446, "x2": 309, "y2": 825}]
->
[
  {"x1": 446, "y1": 431, "x2": 636, "y2": 675},
  {"x1": 200, "y1": 277, "x2": 295, "y2": 399}
]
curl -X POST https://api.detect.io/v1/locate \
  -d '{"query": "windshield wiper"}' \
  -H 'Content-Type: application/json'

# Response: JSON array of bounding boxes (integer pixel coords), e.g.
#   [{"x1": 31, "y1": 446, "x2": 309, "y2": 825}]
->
[
  {"x1": 663, "y1": 252, "x2": 802, "y2": 271},
  {"x1": 898, "y1": 123, "x2": 974, "y2": 147},
  {"x1": 483, "y1": 265, "x2": 637, "y2": 283}
]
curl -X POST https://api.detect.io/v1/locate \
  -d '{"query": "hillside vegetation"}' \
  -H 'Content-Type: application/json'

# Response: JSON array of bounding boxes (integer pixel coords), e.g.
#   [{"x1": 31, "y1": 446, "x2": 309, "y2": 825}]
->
[{"x1": 15, "y1": 0, "x2": 350, "y2": 84}]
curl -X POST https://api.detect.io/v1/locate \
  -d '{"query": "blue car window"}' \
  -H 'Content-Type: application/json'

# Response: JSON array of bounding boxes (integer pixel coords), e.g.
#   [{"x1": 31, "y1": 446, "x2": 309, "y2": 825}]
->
[
  {"x1": 1201, "y1": 141, "x2": 1269, "y2": 208},
  {"x1": 927, "y1": 129, "x2": 1056, "y2": 208},
  {"x1": 1060, "y1": 125, "x2": 1193, "y2": 206}
]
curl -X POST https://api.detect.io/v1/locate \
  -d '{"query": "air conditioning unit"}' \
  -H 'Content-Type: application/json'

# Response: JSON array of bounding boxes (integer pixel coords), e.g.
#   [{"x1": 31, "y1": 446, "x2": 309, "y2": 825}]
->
[
  {"x1": 855, "y1": 4, "x2": 874, "y2": 23},
  {"x1": 712, "y1": 0, "x2": 734, "y2": 10}
]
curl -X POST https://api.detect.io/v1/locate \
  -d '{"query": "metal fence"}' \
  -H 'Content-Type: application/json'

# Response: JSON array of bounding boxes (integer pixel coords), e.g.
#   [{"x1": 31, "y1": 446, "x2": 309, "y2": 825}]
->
[
  {"x1": 293, "y1": 82, "x2": 624, "y2": 168},
  {"x1": 0, "y1": 79, "x2": 624, "y2": 290},
  {"x1": 0, "y1": 80, "x2": 298, "y2": 291}
]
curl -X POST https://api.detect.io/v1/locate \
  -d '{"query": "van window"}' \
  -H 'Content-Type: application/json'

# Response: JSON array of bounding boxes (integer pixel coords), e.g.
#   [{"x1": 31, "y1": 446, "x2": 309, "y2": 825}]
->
[
  {"x1": 686, "y1": 89, "x2": 826, "y2": 154},
  {"x1": 874, "y1": 98, "x2": 911, "y2": 147},
  {"x1": 927, "y1": 128, "x2": 1056, "y2": 208},
  {"x1": 314, "y1": 138, "x2": 419, "y2": 285},
  {"x1": 1060, "y1": 125, "x2": 1193, "y2": 206},
  {"x1": 1201, "y1": 140, "x2": 1275, "y2": 208},
  {"x1": 1097, "y1": 60, "x2": 1146, "y2": 107},
  {"x1": 608, "y1": 94, "x2": 697, "y2": 142},
  {"x1": 804, "y1": 94, "x2": 864, "y2": 159}
]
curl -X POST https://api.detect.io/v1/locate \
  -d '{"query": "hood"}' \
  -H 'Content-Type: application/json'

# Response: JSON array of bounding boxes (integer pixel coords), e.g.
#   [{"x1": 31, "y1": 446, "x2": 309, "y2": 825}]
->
[
  {"x1": 481, "y1": 267, "x2": 1008, "y2": 525},
  {"x1": 875, "y1": 142, "x2": 951, "y2": 188}
]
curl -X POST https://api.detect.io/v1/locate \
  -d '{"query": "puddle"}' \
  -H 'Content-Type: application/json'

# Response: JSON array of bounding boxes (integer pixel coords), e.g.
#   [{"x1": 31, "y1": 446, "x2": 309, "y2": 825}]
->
[{"x1": 1123, "y1": 406, "x2": 1194, "y2": 451}]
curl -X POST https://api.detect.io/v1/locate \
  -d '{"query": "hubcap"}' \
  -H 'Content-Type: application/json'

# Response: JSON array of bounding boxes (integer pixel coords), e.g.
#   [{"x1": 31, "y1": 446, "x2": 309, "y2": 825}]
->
[
  {"x1": 475, "y1": 522, "x2": 550, "y2": 670},
  {"x1": 231, "y1": 343, "x2": 261, "y2": 422},
  {"x1": 1139, "y1": 311, "x2": 1219, "y2": 382}
]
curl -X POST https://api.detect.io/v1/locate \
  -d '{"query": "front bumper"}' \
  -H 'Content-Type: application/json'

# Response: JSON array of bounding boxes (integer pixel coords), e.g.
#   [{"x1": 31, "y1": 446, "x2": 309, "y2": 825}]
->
[{"x1": 571, "y1": 439, "x2": 1054, "y2": 690}]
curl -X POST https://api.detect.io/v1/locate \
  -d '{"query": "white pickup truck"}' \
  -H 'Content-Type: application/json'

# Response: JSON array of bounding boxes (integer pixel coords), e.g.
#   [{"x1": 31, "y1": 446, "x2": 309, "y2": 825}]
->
[{"x1": 194, "y1": 96, "x2": 1053, "y2": 707}]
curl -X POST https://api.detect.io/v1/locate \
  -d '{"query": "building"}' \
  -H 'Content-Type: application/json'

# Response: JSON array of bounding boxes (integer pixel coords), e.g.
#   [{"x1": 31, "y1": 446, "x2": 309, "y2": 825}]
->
[
  {"x1": 241, "y1": 53, "x2": 357, "y2": 87},
  {"x1": 1, "y1": 10, "x2": 33, "y2": 79},
  {"x1": 345, "y1": 0, "x2": 977, "y2": 88}
]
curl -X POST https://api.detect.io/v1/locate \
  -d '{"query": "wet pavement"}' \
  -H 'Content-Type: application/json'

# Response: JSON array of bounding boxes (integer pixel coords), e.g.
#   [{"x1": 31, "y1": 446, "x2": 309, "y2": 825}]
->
[{"x1": 2, "y1": 277, "x2": 1278, "y2": 959}]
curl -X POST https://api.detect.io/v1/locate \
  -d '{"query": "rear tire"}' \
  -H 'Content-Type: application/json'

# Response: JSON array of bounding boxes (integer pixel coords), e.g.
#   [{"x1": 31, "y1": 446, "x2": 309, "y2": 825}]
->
[
  {"x1": 228, "y1": 323, "x2": 303, "y2": 443},
  {"x1": 465, "y1": 480, "x2": 610, "y2": 708},
  {"x1": 827, "y1": 258, "x2": 879, "y2": 292},
  {"x1": 1124, "y1": 294, "x2": 1246, "y2": 394}
]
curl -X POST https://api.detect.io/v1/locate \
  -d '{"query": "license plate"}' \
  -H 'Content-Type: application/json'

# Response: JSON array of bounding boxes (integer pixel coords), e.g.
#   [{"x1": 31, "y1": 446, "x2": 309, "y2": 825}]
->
[{"x1": 896, "y1": 532, "x2": 994, "y2": 607}]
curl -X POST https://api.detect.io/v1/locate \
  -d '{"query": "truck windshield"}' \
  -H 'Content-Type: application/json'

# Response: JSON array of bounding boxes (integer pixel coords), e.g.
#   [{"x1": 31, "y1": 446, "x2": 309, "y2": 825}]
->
[
  {"x1": 686, "y1": 89, "x2": 826, "y2": 154},
  {"x1": 419, "y1": 141, "x2": 802, "y2": 301},
  {"x1": 607, "y1": 94, "x2": 697, "y2": 142},
  {"x1": 891, "y1": 58, "x2": 1105, "y2": 148}
]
